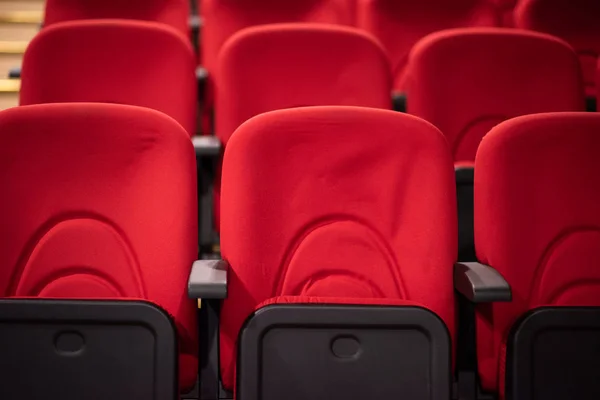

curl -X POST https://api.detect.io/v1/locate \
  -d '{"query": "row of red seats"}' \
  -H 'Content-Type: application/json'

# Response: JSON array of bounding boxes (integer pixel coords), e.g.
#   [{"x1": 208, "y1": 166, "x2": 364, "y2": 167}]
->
[
  {"x1": 19, "y1": 22, "x2": 587, "y2": 161},
  {"x1": 2, "y1": 103, "x2": 600, "y2": 400},
  {"x1": 37, "y1": 0, "x2": 600, "y2": 96},
  {"x1": 17, "y1": 20, "x2": 590, "y2": 257}
]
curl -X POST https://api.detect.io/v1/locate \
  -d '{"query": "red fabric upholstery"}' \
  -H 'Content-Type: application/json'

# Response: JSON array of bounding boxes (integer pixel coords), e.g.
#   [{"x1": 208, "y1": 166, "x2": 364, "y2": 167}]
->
[
  {"x1": 19, "y1": 20, "x2": 197, "y2": 136},
  {"x1": 355, "y1": 0, "x2": 498, "y2": 92},
  {"x1": 199, "y1": 0, "x2": 353, "y2": 134},
  {"x1": 215, "y1": 23, "x2": 392, "y2": 145},
  {"x1": 515, "y1": 0, "x2": 600, "y2": 96},
  {"x1": 0, "y1": 103, "x2": 199, "y2": 392},
  {"x1": 200, "y1": 0, "x2": 353, "y2": 77},
  {"x1": 490, "y1": 0, "x2": 517, "y2": 26},
  {"x1": 44, "y1": 0, "x2": 190, "y2": 35},
  {"x1": 474, "y1": 112, "x2": 600, "y2": 396},
  {"x1": 407, "y1": 28, "x2": 585, "y2": 163},
  {"x1": 213, "y1": 22, "x2": 392, "y2": 229},
  {"x1": 219, "y1": 106, "x2": 457, "y2": 391}
]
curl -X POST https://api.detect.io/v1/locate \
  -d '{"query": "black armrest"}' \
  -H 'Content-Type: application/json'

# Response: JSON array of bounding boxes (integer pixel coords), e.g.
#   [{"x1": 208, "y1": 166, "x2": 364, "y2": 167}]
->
[
  {"x1": 8, "y1": 66, "x2": 21, "y2": 79},
  {"x1": 455, "y1": 164, "x2": 474, "y2": 185},
  {"x1": 454, "y1": 262, "x2": 511, "y2": 303},
  {"x1": 193, "y1": 136, "x2": 221, "y2": 157},
  {"x1": 188, "y1": 259, "x2": 228, "y2": 299}
]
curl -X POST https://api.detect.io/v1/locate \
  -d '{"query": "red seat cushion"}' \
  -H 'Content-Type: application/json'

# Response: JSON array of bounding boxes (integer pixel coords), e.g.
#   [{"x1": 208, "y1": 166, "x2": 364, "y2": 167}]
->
[
  {"x1": 0, "y1": 103, "x2": 198, "y2": 392},
  {"x1": 474, "y1": 112, "x2": 600, "y2": 395},
  {"x1": 356, "y1": 0, "x2": 498, "y2": 92},
  {"x1": 407, "y1": 28, "x2": 585, "y2": 162},
  {"x1": 219, "y1": 106, "x2": 457, "y2": 391},
  {"x1": 20, "y1": 20, "x2": 197, "y2": 136}
]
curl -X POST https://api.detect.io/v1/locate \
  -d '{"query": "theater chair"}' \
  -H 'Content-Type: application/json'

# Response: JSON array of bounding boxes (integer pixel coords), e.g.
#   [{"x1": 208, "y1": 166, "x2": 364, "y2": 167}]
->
[
  {"x1": 470, "y1": 112, "x2": 600, "y2": 400},
  {"x1": 199, "y1": 0, "x2": 353, "y2": 134},
  {"x1": 515, "y1": 0, "x2": 600, "y2": 103},
  {"x1": 0, "y1": 103, "x2": 199, "y2": 399},
  {"x1": 19, "y1": 19, "x2": 197, "y2": 137},
  {"x1": 406, "y1": 27, "x2": 585, "y2": 262},
  {"x1": 355, "y1": 0, "x2": 498, "y2": 107},
  {"x1": 7, "y1": 0, "x2": 193, "y2": 80},
  {"x1": 210, "y1": 23, "x2": 392, "y2": 234},
  {"x1": 189, "y1": 106, "x2": 509, "y2": 400}
]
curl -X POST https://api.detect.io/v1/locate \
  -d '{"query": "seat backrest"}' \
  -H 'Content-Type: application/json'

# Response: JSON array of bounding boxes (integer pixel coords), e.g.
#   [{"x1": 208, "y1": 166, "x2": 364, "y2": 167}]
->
[
  {"x1": 215, "y1": 23, "x2": 392, "y2": 144},
  {"x1": 355, "y1": 0, "x2": 498, "y2": 92},
  {"x1": 44, "y1": 0, "x2": 190, "y2": 35},
  {"x1": 0, "y1": 102, "x2": 198, "y2": 356},
  {"x1": 491, "y1": 0, "x2": 517, "y2": 26},
  {"x1": 19, "y1": 20, "x2": 197, "y2": 136},
  {"x1": 200, "y1": 0, "x2": 354, "y2": 76},
  {"x1": 407, "y1": 28, "x2": 585, "y2": 162},
  {"x1": 219, "y1": 106, "x2": 457, "y2": 390},
  {"x1": 515, "y1": 0, "x2": 600, "y2": 96},
  {"x1": 474, "y1": 112, "x2": 600, "y2": 393}
]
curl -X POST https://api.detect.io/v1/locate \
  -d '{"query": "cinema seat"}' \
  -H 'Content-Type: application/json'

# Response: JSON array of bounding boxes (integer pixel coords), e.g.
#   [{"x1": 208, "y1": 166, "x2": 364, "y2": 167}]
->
[
  {"x1": 200, "y1": 0, "x2": 353, "y2": 80},
  {"x1": 209, "y1": 23, "x2": 392, "y2": 233},
  {"x1": 19, "y1": 20, "x2": 197, "y2": 136},
  {"x1": 215, "y1": 23, "x2": 392, "y2": 145},
  {"x1": 355, "y1": 0, "x2": 498, "y2": 93},
  {"x1": 44, "y1": 0, "x2": 191, "y2": 35},
  {"x1": 406, "y1": 28, "x2": 585, "y2": 261},
  {"x1": 0, "y1": 103, "x2": 198, "y2": 397},
  {"x1": 199, "y1": 0, "x2": 353, "y2": 134},
  {"x1": 515, "y1": 0, "x2": 600, "y2": 98},
  {"x1": 185, "y1": 106, "x2": 512, "y2": 399},
  {"x1": 470, "y1": 112, "x2": 600, "y2": 400}
]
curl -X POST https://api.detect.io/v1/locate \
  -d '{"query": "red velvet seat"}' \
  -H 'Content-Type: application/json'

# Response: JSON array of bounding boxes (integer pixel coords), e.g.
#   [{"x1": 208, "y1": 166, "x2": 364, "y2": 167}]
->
[
  {"x1": 355, "y1": 0, "x2": 498, "y2": 93},
  {"x1": 515, "y1": 0, "x2": 600, "y2": 97},
  {"x1": 44, "y1": 0, "x2": 191, "y2": 35},
  {"x1": 212, "y1": 23, "x2": 392, "y2": 229},
  {"x1": 216, "y1": 106, "x2": 457, "y2": 396},
  {"x1": 199, "y1": 0, "x2": 354, "y2": 133},
  {"x1": 215, "y1": 23, "x2": 392, "y2": 145},
  {"x1": 474, "y1": 112, "x2": 600, "y2": 399},
  {"x1": 200, "y1": 0, "x2": 353, "y2": 82},
  {"x1": 406, "y1": 28, "x2": 585, "y2": 163},
  {"x1": 19, "y1": 20, "x2": 197, "y2": 136},
  {"x1": 0, "y1": 103, "x2": 198, "y2": 393}
]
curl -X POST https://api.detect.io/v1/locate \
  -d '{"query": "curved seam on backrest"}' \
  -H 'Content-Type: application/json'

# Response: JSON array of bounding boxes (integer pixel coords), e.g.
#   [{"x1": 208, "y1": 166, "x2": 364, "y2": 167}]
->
[
  {"x1": 26, "y1": 269, "x2": 128, "y2": 297},
  {"x1": 273, "y1": 214, "x2": 406, "y2": 298},
  {"x1": 9, "y1": 212, "x2": 146, "y2": 298},
  {"x1": 527, "y1": 226, "x2": 600, "y2": 307},
  {"x1": 545, "y1": 279, "x2": 600, "y2": 305}
]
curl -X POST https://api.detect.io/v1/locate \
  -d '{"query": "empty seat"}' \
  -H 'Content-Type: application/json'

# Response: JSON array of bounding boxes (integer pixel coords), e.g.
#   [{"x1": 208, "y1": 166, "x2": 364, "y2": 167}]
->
[
  {"x1": 44, "y1": 0, "x2": 191, "y2": 35},
  {"x1": 355, "y1": 0, "x2": 498, "y2": 92},
  {"x1": 19, "y1": 20, "x2": 197, "y2": 136},
  {"x1": 200, "y1": 0, "x2": 353, "y2": 78},
  {"x1": 473, "y1": 112, "x2": 600, "y2": 399},
  {"x1": 515, "y1": 0, "x2": 600, "y2": 96},
  {"x1": 191, "y1": 106, "x2": 457, "y2": 398},
  {"x1": 212, "y1": 23, "x2": 392, "y2": 230},
  {"x1": 407, "y1": 28, "x2": 585, "y2": 163},
  {"x1": 0, "y1": 103, "x2": 198, "y2": 393},
  {"x1": 215, "y1": 23, "x2": 392, "y2": 145}
]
